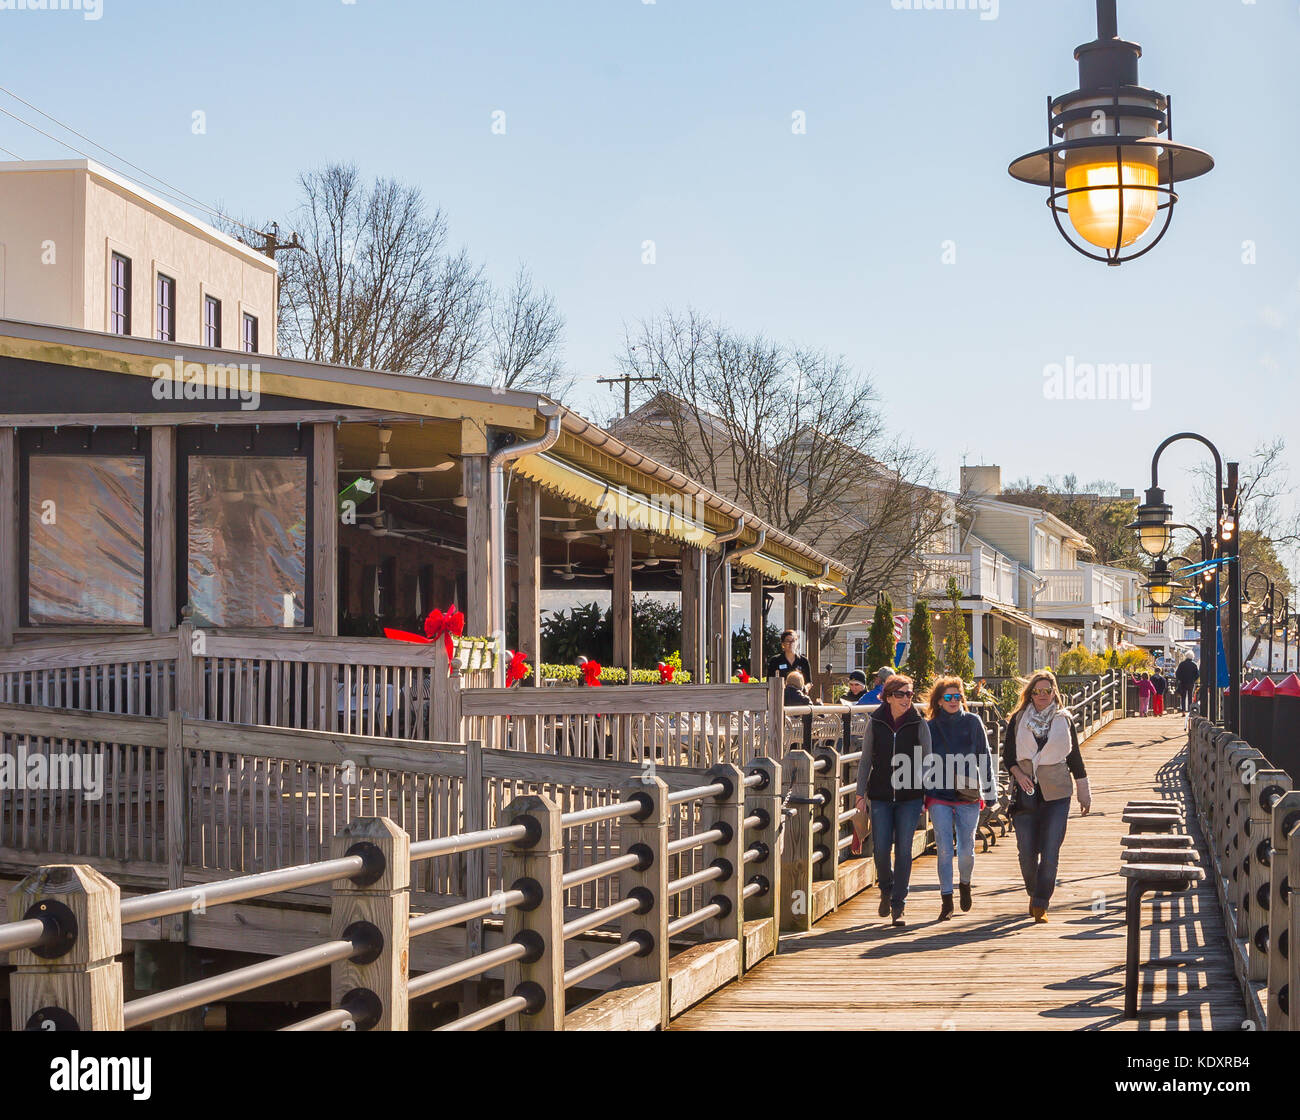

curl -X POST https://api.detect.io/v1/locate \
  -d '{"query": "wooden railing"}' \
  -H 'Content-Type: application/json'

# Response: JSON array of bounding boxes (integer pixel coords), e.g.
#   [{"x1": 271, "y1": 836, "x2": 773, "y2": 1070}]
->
[
  {"x1": 1, "y1": 737, "x2": 891, "y2": 1030},
  {"x1": 1185, "y1": 717, "x2": 1299, "y2": 1029}
]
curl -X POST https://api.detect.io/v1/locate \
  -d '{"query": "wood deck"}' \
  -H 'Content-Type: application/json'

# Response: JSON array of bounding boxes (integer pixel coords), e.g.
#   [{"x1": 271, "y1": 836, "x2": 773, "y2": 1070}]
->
[{"x1": 673, "y1": 714, "x2": 1248, "y2": 1031}]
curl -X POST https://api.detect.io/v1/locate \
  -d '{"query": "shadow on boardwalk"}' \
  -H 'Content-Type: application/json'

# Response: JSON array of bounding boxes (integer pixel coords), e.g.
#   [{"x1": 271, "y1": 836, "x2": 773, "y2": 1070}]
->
[{"x1": 672, "y1": 714, "x2": 1247, "y2": 1031}]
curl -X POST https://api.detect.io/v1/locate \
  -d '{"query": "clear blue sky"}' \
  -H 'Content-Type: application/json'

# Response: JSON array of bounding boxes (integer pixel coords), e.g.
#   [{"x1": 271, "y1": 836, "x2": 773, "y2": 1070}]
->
[{"x1": 2, "y1": 0, "x2": 1296, "y2": 564}]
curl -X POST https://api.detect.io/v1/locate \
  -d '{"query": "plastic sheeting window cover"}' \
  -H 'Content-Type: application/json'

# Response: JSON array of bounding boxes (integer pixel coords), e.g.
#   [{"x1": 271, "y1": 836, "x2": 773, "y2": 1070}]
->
[
  {"x1": 187, "y1": 456, "x2": 307, "y2": 628},
  {"x1": 28, "y1": 455, "x2": 146, "y2": 625}
]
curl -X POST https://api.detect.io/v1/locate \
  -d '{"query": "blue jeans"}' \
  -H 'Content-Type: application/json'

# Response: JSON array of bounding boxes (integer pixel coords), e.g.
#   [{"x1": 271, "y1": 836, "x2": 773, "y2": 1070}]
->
[
  {"x1": 928, "y1": 801, "x2": 981, "y2": 895},
  {"x1": 1013, "y1": 790, "x2": 1071, "y2": 909},
  {"x1": 869, "y1": 798, "x2": 925, "y2": 908}
]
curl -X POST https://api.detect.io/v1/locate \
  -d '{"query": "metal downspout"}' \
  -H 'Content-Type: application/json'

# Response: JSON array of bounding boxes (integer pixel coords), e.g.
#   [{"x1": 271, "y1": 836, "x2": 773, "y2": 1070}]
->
[{"x1": 488, "y1": 406, "x2": 562, "y2": 685}]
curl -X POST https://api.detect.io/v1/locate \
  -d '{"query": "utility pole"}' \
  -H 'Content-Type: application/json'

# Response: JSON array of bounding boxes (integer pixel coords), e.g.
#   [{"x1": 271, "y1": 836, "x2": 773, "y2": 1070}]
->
[
  {"x1": 256, "y1": 222, "x2": 303, "y2": 350},
  {"x1": 596, "y1": 371, "x2": 659, "y2": 419}
]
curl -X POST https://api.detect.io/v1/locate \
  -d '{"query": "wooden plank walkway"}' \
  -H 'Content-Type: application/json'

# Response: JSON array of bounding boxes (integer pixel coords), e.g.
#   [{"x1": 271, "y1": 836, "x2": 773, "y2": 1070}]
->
[{"x1": 673, "y1": 714, "x2": 1247, "y2": 1031}]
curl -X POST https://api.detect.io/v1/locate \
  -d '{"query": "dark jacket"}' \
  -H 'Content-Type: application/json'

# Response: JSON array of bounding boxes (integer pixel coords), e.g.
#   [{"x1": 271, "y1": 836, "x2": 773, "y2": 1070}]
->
[
  {"x1": 1001, "y1": 708, "x2": 1087, "y2": 782},
  {"x1": 926, "y1": 709, "x2": 999, "y2": 803},
  {"x1": 767, "y1": 653, "x2": 811, "y2": 680},
  {"x1": 784, "y1": 685, "x2": 813, "y2": 707},
  {"x1": 1151, "y1": 672, "x2": 1168, "y2": 695},
  {"x1": 856, "y1": 704, "x2": 932, "y2": 803},
  {"x1": 1175, "y1": 659, "x2": 1200, "y2": 689}
]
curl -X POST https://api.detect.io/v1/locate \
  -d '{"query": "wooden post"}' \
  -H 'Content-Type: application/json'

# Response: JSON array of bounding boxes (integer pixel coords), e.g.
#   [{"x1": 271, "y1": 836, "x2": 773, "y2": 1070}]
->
[
  {"x1": 781, "y1": 749, "x2": 815, "y2": 932},
  {"x1": 750, "y1": 571, "x2": 765, "y2": 680},
  {"x1": 463, "y1": 739, "x2": 486, "y2": 968},
  {"x1": 743, "y1": 756, "x2": 782, "y2": 963},
  {"x1": 1267, "y1": 791, "x2": 1300, "y2": 1029},
  {"x1": 1230, "y1": 747, "x2": 1264, "y2": 939},
  {"x1": 613, "y1": 529, "x2": 633, "y2": 679},
  {"x1": 767, "y1": 673, "x2": 785, "y2": 757},
  {"x1": 163, "y1": 711, "x2": 188, "y2": 941},
  {"x1": 0, "y1": 426, "x2": 16, "y2": 647},
  {"x1": 806, "y1": 590, "x2": 823, "y2": 699},
  {"x1": 700, "y1": 763, "x2": 745, "y2": 961},
  {"x1": 681, "y1": 546, "x2": 703, "y2": 682},
  {"x1": 516, "y1": 478, "x2": 542, "y2": 685},
  {"x1": 1247, "y1": 770, "x2": 1292, "y2": 983},
  {"x1": 784, "y1": 584, "x2": 799, "y2": 635},
  {"x1": 1290, "y1": 819, "x2": 1300, "y2": 1031},
  {"x1": 8, "y1": 865, "x2": 124, "y2": 1031},
  {"x1": 812, "y1": 744, "x2": 841, "y2": 906},
  {"x1": 431, "y1": 642, "x2": 463, "y2": 744},
  {"x1": 151, "y1": 426, "x2": 176, "y2": 636},
  {"x1": 312, "y1": 422, "x2": 339, "y2": 637},
  {"x1": 463, "y1": 455, "x2": 491, "y2": 638},
  {"x1": 617, "y1": 776, "x2": 670, "y2": 1026},
  {"x1": 502, "y1": 793, "x2": 565, "y2": 1030},
  {"x1": 705, "y1": 552, "x2": 725, "y2": 686},
  {"x1": 330, "y1": 816, "x2": 410, "y2": 1031}
]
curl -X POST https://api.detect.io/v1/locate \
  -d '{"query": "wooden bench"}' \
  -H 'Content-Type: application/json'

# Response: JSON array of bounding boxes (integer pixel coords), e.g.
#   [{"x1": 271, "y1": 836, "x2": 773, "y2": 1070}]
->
[
  {"x1": 1121, "y1": 861, "x2": 1205, "y2": 1018},
  {"x1": 1122, "y1": 811, "x2": 1184, "y2": 835},
  {"x1": 1119, "y1": 834, "x2": 1194, "y2": 850}
]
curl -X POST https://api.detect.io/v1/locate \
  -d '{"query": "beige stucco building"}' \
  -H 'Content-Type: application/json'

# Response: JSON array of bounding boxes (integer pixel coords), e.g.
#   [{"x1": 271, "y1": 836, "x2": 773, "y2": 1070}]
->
[{"x1": 0, "y1": 159, "x2": 276, "y2": 353}]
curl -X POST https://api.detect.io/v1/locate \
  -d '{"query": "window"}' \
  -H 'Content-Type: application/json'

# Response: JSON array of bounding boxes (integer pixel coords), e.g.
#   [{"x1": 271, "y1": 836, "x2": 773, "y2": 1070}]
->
[
  {"x1": 242, "y1": 312, "x2": 259, "y2": 354},
  {"x1": 27, "y1": 454, "x2": 146, "y2": 625},
  {"x1": 851, "y1": 636, "x2": 871, "y2": 673},
  {"x1": 204, "y1": 295, "x2": 222, "y2": 348},
  {"x1": 157, "y1": 274, "x2": 175, "y2": 342},
  {"x1": 186, "y1": 456, "x2": 307, "y2": 627},
  {"x1": 110, "y1": 253, "x2": 131, "y2": 334}
]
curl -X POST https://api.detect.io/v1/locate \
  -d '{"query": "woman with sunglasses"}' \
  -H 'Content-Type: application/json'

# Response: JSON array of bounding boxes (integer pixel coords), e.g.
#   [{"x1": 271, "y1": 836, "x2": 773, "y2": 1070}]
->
[
  {"x1": 854, "y1": 673, "x2": 931, "y2": 927},
  {"x1": 924, "y1": 676, "x2": 999, "y2": 921},
  {"x1": 1002, "y1": 670, "x2": 1091, "y2": 922}
]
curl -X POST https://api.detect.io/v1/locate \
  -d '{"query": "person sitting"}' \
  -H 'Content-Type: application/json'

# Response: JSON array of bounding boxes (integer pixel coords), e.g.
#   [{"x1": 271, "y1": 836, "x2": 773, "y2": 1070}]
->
[
  {"x1": 783, "y1": 670, "x2": 815, "y2": 707},
  {"x1": 844, "y1": 669, "x2": 874, "y2": 705},
  {"x1": 861, "y1": 666, "x2": 895, "y2": 704}
]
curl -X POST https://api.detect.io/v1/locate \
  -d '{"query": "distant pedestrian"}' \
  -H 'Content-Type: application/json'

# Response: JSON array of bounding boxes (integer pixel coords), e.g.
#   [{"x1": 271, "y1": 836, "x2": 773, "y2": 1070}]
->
[
  {"x1": 861, "y1": 666, "x2": 895, "y2": 704},
  {"x1": 1135, "y1": 672, "x2": 1154, "y2": 716},
  {"x1": 924, "y1": 676, "x2": 999, "y2": 920},
  {"x1": 783, "y1": 670, "x2": 816, "y2": 707},
  {"x1": 767, "y1": 630, "x2": 812, "y2": 682},
  {"x1": 1175, "y1": 653, "x2": 1199, "y2": 713},
  {"x1": 1151, "y1": 667, "x2": 1168, "y2": 716},
  {"x1": 855, "y1": 673, "x2": 931, "y2": 928},
  {"x1": 1003, "y1": 670, "x2": 1091, "y2": 923},
  {"x1": 844, "y1": 669, "x2": 874, "y2": 705}
]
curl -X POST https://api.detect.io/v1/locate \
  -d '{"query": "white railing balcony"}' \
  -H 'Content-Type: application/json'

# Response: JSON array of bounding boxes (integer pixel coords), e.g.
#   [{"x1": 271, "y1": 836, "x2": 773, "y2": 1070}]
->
[
  {"x1": 1036, "y1": 564, "x2": 1128, "y2": 622},
  {"x1": 1038, "y1": 568, "x2": 1085, "y2": 604},
  {"x1": 916, "y1": 548, "x2": 1018, "y2": 606},
  {"x1": 914, "y1": 554, "x2": 971, "y2": 598}
]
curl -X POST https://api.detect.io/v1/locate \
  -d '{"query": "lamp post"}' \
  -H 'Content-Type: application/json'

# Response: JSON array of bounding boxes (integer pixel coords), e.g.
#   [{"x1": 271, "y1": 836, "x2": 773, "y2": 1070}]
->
[
  {"x1": 1243, "y1": 571, "x2": 1277, "y2": 674},
  {"x1": 1127, "y1": 433, "x2": 1241, "y2": 731},
  {"x1": 1008, "y1": 0, "x2": 1215, "y2": 265}
]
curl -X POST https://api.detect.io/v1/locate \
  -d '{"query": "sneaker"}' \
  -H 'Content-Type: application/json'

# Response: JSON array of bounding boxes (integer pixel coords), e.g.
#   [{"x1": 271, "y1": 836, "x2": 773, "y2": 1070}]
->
[
  {"x1": 938, "y1": 894, "x2": 954, "y2": 922},
  {"x1": 959, "y1": 882, "x2": 972, "y2": 912},
  {"x1": 878, "y1": 889, "x2": 891, "y2": 918}
]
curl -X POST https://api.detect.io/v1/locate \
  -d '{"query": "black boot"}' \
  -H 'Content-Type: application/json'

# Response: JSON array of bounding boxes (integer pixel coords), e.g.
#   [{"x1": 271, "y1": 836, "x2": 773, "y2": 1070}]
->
[
  {"x1": 959, "y1": 882, "x2": 972, "y2": 912},
  {"x1": 938, "y1": 894, "x2": 954, "y2": 921},
  {"x1": 891, "y1": 903, "x2": 906, "y2": 928},
  {"x1": 878, "y1": 887, "x2": 892, "y2": 918}
]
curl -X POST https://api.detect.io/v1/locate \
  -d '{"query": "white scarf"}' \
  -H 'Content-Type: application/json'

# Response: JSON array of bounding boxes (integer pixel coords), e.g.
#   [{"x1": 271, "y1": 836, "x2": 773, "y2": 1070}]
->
[{"x1": 1015, "y1": 708, "x2": 1072, "y2": 770}]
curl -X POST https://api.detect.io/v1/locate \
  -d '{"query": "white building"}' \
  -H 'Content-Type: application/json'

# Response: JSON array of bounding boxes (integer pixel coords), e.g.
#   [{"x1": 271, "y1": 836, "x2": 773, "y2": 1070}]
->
[{"x1": 0, "y1": 159, "x2": 277, "y2": 353}]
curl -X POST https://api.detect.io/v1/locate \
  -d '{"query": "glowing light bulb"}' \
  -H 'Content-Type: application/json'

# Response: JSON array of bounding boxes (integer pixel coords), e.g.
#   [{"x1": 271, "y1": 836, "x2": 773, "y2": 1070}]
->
[{"x1": 1065, "y1": 147, "x2": 1159, "y2": 249}]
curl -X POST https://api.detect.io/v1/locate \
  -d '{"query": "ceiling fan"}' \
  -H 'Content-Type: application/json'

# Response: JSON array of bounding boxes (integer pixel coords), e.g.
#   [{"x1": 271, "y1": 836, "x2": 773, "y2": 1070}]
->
[
  {"x1": 348, "y1": 426, "x2": 456, "y2": 482},
  {"x1": 551, "y1": 541, "x2": 604, "y2": 581}
]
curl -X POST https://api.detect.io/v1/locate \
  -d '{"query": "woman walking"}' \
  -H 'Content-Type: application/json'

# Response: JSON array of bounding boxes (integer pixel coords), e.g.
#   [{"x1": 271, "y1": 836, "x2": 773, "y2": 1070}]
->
[
  {"x1": 855, "y1": 673, "x2": 931, "y2": 927},
  {"x1": 925, "y1": 676, "x2": 999, "y2": 920},
  {"x1": 1003, "y1": 670, "x2": 1091, "y2": 922}
]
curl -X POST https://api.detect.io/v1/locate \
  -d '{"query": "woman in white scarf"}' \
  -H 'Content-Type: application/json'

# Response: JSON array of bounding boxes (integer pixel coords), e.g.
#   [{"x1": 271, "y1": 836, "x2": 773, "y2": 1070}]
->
[{"x1": 1002, "y1": 670, "x2": 1091, "y2": 922}]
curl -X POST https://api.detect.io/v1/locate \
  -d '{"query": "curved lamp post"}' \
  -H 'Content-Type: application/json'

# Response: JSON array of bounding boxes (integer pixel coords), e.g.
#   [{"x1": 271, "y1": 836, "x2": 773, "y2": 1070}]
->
[
  {"x1": 1243, "y1": 571, "x2": 1278, "y2": 673},
  {"x1": 1008, "y1": 0, "x2": 1215, "y2": 266},
  {"x1": 1128, "y1": 433, "x2": 1241, "y2": 731}
]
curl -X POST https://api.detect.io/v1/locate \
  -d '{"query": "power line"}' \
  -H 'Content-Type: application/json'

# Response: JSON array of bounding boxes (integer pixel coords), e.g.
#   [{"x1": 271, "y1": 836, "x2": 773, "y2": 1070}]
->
[
  {"x1": 0, "y1": 142, "x2": 21, "y2": 160},
  {"x1": 0, "y1": 91, "x2": 264, "y2": 238}
]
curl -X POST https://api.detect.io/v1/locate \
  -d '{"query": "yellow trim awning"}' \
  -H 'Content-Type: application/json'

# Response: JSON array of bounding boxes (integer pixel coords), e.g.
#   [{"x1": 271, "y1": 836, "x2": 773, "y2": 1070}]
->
[{"x1": 511, "y1": 452, "x2": 718, "y2": 550}]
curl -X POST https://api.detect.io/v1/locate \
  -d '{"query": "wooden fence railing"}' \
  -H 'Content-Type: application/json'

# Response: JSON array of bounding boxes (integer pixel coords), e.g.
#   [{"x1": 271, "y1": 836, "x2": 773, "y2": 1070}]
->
[
  {"x1": 1, "y1": 738, "x2": 891, "y2": 1030},
  {"x1": 1185, "y1": 716, "x2": 1298, "y2": 1029}
]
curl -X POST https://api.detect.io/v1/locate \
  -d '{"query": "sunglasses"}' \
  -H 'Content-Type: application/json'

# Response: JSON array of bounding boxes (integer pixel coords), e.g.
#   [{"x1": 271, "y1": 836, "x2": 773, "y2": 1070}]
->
[
  {"x1": 1032, "y1": 688, "x2": 1054, "y2": 696},
  {"x1": 888, "y1": 689, "x2": 914, "y2": 699},
  {"x1": 941, "y1": 693, "x2": 962, "y2": 702}
]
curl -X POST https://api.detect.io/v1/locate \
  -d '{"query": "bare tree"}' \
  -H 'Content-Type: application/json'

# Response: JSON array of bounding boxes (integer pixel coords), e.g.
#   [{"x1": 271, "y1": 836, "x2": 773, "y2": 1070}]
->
[
  {"x1": 614, "y1": 308, "x2": 953, "y2": 651},
  {"x1": 1000, "y1": 474, "x2": 1145, "y2": 570},
  {"x1": 276, "y1": 163, "x2": 488, "y2": 379},
  {"x1": 488, "y1": 264, "x2": 572, "y2": 400}
]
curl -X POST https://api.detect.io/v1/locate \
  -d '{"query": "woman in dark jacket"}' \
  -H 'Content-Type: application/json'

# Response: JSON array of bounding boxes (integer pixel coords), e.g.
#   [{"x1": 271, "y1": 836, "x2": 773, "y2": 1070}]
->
[
  {"x1": 1002, "y1": 670, "x2": 1091, "y2": 922},
  {"x1": 925, "y1": 676, "x2": 999, "y2": 921},
  {"x1": 854, "y1": 673, "x2": 932, "y2": 927}
]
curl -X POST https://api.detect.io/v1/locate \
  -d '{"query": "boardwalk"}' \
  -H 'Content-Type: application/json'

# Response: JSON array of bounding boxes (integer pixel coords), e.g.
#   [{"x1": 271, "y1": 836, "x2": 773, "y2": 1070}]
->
[{"x1": 674, "y1": 715, "x2": 1247, "y2": 1031}]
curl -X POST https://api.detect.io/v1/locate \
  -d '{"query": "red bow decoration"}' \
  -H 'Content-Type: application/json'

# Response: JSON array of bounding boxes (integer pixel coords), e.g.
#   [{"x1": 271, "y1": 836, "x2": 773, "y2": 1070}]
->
[
  {"x1": 657, "y1": 661, "x2": 675, "y2": 683},
  {"x1": 424, "y1": 606, "x2": 465, "y2": 661},
  {"x1": 506, "y1": 649, "x2": 530, "y2": 687},
  {"x1": 739, "y1": 669, "x2": 750, "y2": 683},
  {"x1": 581, "y1": 661, "x2": 603, "y2": 687}
]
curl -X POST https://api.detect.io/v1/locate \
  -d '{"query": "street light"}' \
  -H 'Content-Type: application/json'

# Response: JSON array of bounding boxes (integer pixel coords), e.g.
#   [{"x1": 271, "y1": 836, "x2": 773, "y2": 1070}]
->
[
  {"x1": 1131, "y1": 433, "x2": 1241, "y2": 732},
  {"x1": 1145, "y1": 558, "x2": 1176, "y2": 606},
  {"x1": 1151, "y1": 603, "x2": 1172, "y2": 624},
  {"x1": 1244, "y1": 571, "x2": 1277, "y2": 673},
  {"x1": 1008, "y1": 0, "x2": 1215, "y2": 266}
]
